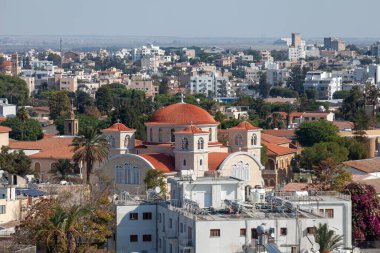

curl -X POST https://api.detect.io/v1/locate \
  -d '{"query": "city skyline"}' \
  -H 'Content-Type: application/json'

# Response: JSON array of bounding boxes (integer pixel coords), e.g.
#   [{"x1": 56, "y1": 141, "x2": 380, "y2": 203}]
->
[{"x1": 1, "y1": 0, "x2": 380, "y2": 38}]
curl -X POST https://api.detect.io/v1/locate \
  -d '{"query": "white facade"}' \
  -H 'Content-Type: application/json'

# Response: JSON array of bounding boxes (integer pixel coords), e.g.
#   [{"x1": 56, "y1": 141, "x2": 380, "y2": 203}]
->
[
  {"x1": 0, "y1": 98, "x2": 16, "y2": 117},
  {"x1": 266, "y1": 68, "x2": 290, "y2": 86},
  {"x1": 133, "y1": 44, "x2": 165, "y2": 61},
  {"x1": 304, "y1": 71, "x2": 343, "y2": 100},
  {"x1": 189, "y1": 73, "x2": 232, "y2": 97},
  {"x1": 288, "y1": 42, "x2": 306, "y2": 62}
]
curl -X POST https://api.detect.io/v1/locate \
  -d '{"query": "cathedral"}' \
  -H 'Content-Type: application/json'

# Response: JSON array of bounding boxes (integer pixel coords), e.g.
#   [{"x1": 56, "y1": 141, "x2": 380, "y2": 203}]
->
[{"x1": 100, "y1": 100, "x2": 264, "y2": 195}]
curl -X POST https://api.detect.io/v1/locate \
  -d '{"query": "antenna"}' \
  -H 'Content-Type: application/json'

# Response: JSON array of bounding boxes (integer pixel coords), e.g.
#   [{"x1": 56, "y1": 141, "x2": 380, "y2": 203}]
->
[{"x1": 60, "y1": 37, "x2": 62, "y2": 53}]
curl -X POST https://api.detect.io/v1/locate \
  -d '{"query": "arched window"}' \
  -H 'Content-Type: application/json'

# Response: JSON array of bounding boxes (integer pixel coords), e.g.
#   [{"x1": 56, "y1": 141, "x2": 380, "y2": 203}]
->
[
  {"x1": 183, "y1": 160, "x2": 187, "y2": 166},
  {"x1": 51, "y1": 163, "x2": 58, "y2": 172},
  {"x1": 34, "y1": 162, "x2": 41, "y2": 174},
  {"x1": 235, "y1": 134, "x2": 243, "y2": 147},
  {"x1": 198, "y1": 137, "x2": 204, "y2": 150},
  {"x1": 124, "y1": 135, "x2": 130, "y2": 148},
  {"x1": 200, "y1": 159, "x2": 203, "y2": 166},
  {"x1": 231, "y1": 161, "x2": 249, "y2": 181},
  {"x1": 171, "y1": 129, "x2": 175, "y2": 142},
  {"x1": 251, "y1": 134, "x2": 257, "y2": 146},
  {"x1": 209, "y1": 128, "x2": 212, "y2": 141},
  {"x1": 108, "y1": 136, "x2": 115, "y2": 148},
  {"x1": 181, "y1": 138, "x2": 189, "y2": 150},
  {"x1": 149, "y1": 128, "x2": 152, "y2": 142},
  {"x1": 159, "y1": 128, "x2": 162, "y2": 142},
  {"x1": 115, "y1": 163, "x2": 140, "y2": 185}
]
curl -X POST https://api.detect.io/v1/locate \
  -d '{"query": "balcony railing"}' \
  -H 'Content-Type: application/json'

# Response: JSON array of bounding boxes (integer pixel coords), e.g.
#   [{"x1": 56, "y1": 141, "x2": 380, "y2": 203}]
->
[{"x1": 262, "y1": 169, "x2": 277, "y2": 175}]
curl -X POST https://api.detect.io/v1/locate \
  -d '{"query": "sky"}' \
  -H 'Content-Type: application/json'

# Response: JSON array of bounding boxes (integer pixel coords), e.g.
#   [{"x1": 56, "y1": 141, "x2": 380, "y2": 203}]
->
[{"x1": 0, "y1": 0, "x2": 378, "y2": 38}]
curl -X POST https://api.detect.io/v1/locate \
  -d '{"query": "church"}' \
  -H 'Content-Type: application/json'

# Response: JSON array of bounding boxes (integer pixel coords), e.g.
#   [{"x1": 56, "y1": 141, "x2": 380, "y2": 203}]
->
[{"x1": 100, "y1": 99, "x2": 265, "y2": 195}]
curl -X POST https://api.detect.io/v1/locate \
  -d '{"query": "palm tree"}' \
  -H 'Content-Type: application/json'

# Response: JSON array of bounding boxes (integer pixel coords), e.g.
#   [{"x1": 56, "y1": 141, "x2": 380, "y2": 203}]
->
[
  {"x1": 266, "y1": 113, "x2": 285, "y2": 129},
  {"x1": 16, "y1": 107, "x2": 29, "y2": 141},
  {"x1": 71, "y1": 127, "x2": 109, "y2": 184},
  {"x1": 53, "y1": 159, "x2": 73, "y2": 182},
  {"x1": 315, "y1": 223, "x2": 343, "y2": 253},
  {"x1": 44, "y1": 208, "x2": 68, "y2": 253},
  {"x1": 64, "y1": 206, "x2": 89, "y2": 253}
]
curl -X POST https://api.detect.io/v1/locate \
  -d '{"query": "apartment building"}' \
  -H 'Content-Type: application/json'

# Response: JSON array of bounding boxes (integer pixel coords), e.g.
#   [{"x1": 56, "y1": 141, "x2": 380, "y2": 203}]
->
[
  {"x1": 304, "y1": 71, "x2": 342, "y2": 100},
  {"x1": 132, "y1": 44, "x2": 165, "y2": 61},
  {"x1": 127, "y1": 75, "x2": 159, "y2": 97},
  {"x1": 324, "y1": 37, "x2": 346, "y2": 51},
  {"x1": 189, "y1": 73, "x2": 232, "y2": 97},
  {"x1": 59, "y1": 75, "x2": 78, "y2": 92}
]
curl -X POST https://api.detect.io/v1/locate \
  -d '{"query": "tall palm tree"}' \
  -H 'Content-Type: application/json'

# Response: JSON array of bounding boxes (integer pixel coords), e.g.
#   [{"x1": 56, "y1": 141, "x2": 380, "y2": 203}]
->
[
  {"x1": 315, "y1": 223, "x2": 343, "y2": 253},
  {"x1": 63, "y1": 206, "x2": 89, "y2": 253},
  {"x1": 71, "y1": 127, "x2": 109, "y2": 184},
  {"x1": 44, "y1": 208, "x2": 68, "y2": 253}
]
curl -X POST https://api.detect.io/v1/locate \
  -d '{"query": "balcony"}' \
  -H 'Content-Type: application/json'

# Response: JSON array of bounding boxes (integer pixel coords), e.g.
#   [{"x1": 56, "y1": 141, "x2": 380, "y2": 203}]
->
[
  {"x1": 179, "y1": 238, "x2": 193, "y2": 247},
  {"x1": 262, "y1": 169, "x2": 277, "y2": 175}
]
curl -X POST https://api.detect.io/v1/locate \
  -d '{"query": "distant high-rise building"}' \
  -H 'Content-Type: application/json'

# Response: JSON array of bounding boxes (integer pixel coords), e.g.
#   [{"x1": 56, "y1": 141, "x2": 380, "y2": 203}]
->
[
  {"x1": 291, "y1": 33, "x2": 302, "y2": 47},
  {"x1": 324, "y1": 37, "x2": 345, "y2": 51}
]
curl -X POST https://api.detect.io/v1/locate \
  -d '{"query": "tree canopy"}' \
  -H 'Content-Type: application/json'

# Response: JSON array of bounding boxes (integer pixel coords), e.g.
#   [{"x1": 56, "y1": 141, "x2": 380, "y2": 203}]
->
[
  {"x1": 1, "y1": 117, "x2": 43, "y2": 141},
  {"x1": 48, "y1": 91, "x2": 71, "y2": 120},
  {"x1": 0, "y1": 146, "x2": 32, "y2": 176},
  {"x1": 296, "y1": 121, "x2": 339, "y2": 147},
  {"x1": 0, "y1": 74, "x2": 29, "y2": 105}
]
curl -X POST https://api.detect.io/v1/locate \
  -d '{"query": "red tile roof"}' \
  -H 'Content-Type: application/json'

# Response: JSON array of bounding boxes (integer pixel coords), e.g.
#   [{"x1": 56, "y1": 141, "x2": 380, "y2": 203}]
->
[
  {"x1": 261, "y1": 133, "x2": 291, "y2": 145},
  {"x1": 343, "y1": 158, "x2": 380, "y2": 173},
  {"x1": 0, "y1": 126, "x2": 11, "y2": 133},
  {"x1": 262, "y1": 129, "x2": 296, "y2": 138},
  {"x1": 102, "y1": 123, "x2": 134, "y2": 132},
  {"x1": 176, "y1": 125, "x2": 208, "y2": 134},
  {"x1": 9, "y1": 137, "x2": 75, "y2": 160},
  {"x1": 229, "y1": 121, "x2": 260, "y2": 130},
  {"x1": 332, "y1": 121, "x2": 354, "y2": 130},
  {"x1": 138, "y1": 153, "x2": 175, "y2": 173},
  {"x1": 208, "y1": 152, "x2": 229, "y2": 171},
  {"x1": 263, "y1": 142, "x2": 297, "y2": 156},
  {"x1": 147, "y1": 103, "x2": 218, "y2": 125}
]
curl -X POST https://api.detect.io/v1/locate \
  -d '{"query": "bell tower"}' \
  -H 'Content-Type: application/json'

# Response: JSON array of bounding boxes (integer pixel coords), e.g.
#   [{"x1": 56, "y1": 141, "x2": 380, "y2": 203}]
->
[
  {"x1": 174, "y1": 126, "x2": 209, "y2": 177},
  {"x1": 64, "y1": 100, "x2": 79, "y2": 136}
]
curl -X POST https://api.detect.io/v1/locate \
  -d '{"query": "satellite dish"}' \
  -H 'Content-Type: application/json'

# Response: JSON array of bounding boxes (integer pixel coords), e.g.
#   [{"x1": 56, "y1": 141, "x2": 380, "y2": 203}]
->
[
  {"x1": 155, "y1": 186, "x2": 161, "y2": 194},
  {"x1": 313, "y1": 243, "x2": 320, "y2": 251},
  {"x1": 353, "y1": 247, "x2": 360, "y2": 253}
]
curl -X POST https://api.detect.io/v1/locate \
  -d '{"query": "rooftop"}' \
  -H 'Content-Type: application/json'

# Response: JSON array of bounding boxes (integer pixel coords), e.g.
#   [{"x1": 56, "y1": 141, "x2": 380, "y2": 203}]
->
[{"x1": 343, "y1": 157, "x2": 380, "y2": 173}]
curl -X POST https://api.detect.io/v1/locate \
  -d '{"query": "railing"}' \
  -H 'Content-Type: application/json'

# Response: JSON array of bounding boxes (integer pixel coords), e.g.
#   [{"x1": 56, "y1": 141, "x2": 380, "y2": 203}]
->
[{"x1": 261, "y1": 169, "x2": 277, "y2": 175}]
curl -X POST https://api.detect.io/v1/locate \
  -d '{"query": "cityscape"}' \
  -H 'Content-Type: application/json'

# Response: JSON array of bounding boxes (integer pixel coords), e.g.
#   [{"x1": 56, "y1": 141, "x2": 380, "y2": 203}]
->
[{"x1": 1, "y1": 0, "x2": 380, "y2": 253}]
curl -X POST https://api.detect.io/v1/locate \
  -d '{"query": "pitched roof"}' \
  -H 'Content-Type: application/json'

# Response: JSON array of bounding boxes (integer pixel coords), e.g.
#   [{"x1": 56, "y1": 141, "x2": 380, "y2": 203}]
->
[
  {"x1": 263, "y1": 142, "x2": 297, "y2": 156},
  {"x1": 262, "y1": 129, "x2": 296, "y2": 138},
  {"x1": 343, "y1": 157, "x2": 380, "y2": 173},
  {"x1": 282, "y1": 183, "x2": 315, "y2": 192},
  {"x1": 9, "y1": 136, "x2": 75, "y2": 160},
  {"x1": 332, "y1": 121, "x2": 354, "y2": 130},
  {"x1": 208, "y1": 152, "x2": 229, "y2": 171},
  {"x1": 176, "y1": 125, "x2": 208, "y2": 134},
  {"x1": 0, "y1": 126, "x2": 11, "y2": 133},
  {"x1": 138, "y1": 153, "x2": 175, "y2": 173},
  {"x1": 102, "y1": 123, "x2": 135, "y2": 132},
  {"x1": 261, "y1": 133, "x2": 291, "y2": 145},
  {"x1": 229, "y1": 121, "x2": 260, "y2": 131}
]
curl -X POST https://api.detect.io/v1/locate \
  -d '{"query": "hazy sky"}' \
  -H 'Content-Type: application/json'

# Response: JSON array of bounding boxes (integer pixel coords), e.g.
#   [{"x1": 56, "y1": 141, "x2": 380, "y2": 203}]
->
[{"x1": 0, "y1": 0, "x2": 378, "y2": 38}]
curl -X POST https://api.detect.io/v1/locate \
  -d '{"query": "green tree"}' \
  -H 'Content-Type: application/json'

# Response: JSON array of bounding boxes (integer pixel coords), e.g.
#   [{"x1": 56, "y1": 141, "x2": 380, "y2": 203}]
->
[
  {"x1": 0, "y1": 146, "x2": 32, "y2": 176},
  {"x1": 1, "y1": 117, "x2": 43, "y2": 141},
  {"x1": 48, "y1": 91, "x2": 71, "y2": 120},
  {"x1": 0, "y1": 74, "x2": 29, "y2": 105},
  {"x1": 47, "y1": 53, "x2": 62, "y2": 67},
  {"x1": 296, "y1": 121, "x2": 339, "y2": 147},
  {"x1": 333, "y1": 90, "x2": 350, "y2": 99},
  {"x1": 75, "y1": 90, "x2": 94, "y2": 114},
  {"x1": 261, "y1": 144, "x2": 268, "y2": 166},
  {"x1": 265, "y1": 113, "x2": 285, "y2": 129},
  {"x1": 314, "y1": 223, "x2": 343, "y2": 253},
  {"x1": 54, "y1": 159, "x2": 73, "y2": 181},
  {"x1": 341, "y1": 86, "x2": 364, "y2": 121},
  {"x1": 300, "y1": 142, "x2": 349, "y2": 170},
  {"x1": 95, "y1": 86, "x2": 113, "y2": 114},
  {"x1": 269, "y1": 87, "x2": 298, "y2": 98},
  {"x1": 338, "y1": 137, "x2": 368, "y2": 160},
  {"x1": 287, "y1": 66, "x2": 309, "y2": 95},
  {"x1": 71, "y1": 127, "x2": 109, "y2": 184},
  {"x1": 144, "y1": 170, "x2": 167, "y2": 197},
  {"x1": 258, "y1": 73, "x2": 271, "y2": 98}
]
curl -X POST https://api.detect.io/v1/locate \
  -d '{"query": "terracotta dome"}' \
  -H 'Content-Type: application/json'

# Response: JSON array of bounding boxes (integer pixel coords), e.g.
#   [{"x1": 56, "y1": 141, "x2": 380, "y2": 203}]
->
[{"x1": 147, "y1": 103, "x2": 218, "y2": 125}]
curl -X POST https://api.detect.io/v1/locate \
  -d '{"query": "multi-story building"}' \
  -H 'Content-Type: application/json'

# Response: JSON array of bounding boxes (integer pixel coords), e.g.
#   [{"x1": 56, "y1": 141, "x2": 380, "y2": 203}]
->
[
  {"x1": 189, "y1": 73, "x2": 232, "y2": 97},
  {"x1": 141, "y1": 55, "x2": 161, "y2": 73},
  {"x1": 59, "y1": 75, "x2": 78, "y2": 92},
  {"x1": 114, "y1": 184, "x2": 352, "y2": 253},
  {"x1": 266, "y1": 64, "x2": 290, "y2": 86},
  {"x1": 291, "y1": 33, "x2": 302, "y2": 47},
  {"x1": 304, "y1": 71, "x2": 342, "y2": 100},
  {"x1": 288, "y1": 33, "x2": 306, "y2": 62},
  {"x1": 127, "y1": 75, "x2": 159, "y2": 97},
  {"x1": 132, "y1": 44, "x2": 165, "y2": 61},
  {"x1": 324, "y1": 37, "x2": 346, "y2": 51}
]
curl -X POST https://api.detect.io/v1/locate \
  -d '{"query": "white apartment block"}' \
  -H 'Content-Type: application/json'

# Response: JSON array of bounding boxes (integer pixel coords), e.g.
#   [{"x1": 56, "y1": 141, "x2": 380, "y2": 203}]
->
[
  {"x1": 189, "y1": 73, "x2": 232, "y2": 97},
  {"x1": 114, "y1": 177, "x2": 352, "y2": 253},
  {"x1": 288, "y1": 46, "x2": 306, "y2": 62},
  {"x1": 266, "y1": 64, "x2": 290, "y2": 86},
  {"x1": 304, "y1": 71, "x2": 342, "y2": 100},
  {"x1": 141, "y1": 56, "x2": 161, "y2": 73},
  {"x1": 133, "y1": 44, "x2": 165, "y2": 61}
]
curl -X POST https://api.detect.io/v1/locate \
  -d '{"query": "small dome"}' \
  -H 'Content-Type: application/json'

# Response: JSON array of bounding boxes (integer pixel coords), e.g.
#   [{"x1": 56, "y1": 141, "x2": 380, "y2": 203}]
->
[
  {"x1": 229, "y1": 121, "x2": 260, "y2": 130},
  {"x1": 147, "y1": 103, "x2": 218, "y2": 125},
  {"x1": 102, "y1": 123, "x2": 135, "y2": 132}
]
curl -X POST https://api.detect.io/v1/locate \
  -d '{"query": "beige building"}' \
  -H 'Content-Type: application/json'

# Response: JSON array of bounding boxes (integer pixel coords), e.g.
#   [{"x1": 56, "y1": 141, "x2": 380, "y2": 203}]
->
[
  {"x1": 20, "y1": 76, "x2": 35, "y2": 96},
  {"x1": 127, "y1": 76, "x2": 159, "y2": 97},
  {"x1": 59, "y1": 75, "x2": 78, "y2": 92},
  {"x1": 100, "y1": 102, "x2": 265, "y2": 195}
]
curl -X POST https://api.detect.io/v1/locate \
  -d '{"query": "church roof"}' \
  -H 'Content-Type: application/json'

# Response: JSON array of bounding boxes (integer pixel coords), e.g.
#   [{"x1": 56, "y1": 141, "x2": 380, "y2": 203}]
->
[
  {"x1": 263, "y1": 142, "x2": 297, "y2": 156},
  {"x1": 176, "y1": 125, "x2": 208, "y2": 134},
  {"x1": 229, "y1": 121, "x2": 260, "y2": 131},
  {"x1": 138, "y1": 153, "x2": 176, "y2": 173},
  {"x1": 0, "y1": 126, "x2": 11, "y2": 133},
  {"x1": 102, "y1": 123, "x2": 135, "y2": 132},
  {"x1": 208, "y1": 152, "x2": 229, "y2": 171},
  {"x1": 147, "y1": 103, "x2": 218, "y2": 125}
]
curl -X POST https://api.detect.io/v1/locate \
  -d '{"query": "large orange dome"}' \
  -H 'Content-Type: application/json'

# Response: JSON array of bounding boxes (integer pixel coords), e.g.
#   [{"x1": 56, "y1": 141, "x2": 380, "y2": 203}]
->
[{"x1": 147, "y1": 103, "x2": 218, "y2": 125}]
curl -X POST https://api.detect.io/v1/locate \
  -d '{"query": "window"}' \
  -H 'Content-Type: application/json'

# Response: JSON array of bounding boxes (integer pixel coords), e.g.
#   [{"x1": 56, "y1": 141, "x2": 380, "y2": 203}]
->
[
  {"x1": 34, "y1": 162, "x2": 41, "y2": 173},
  {"x1": 325, "y1": 209, "x2": 334, "y2": 218},
  {"x1": 291, "y1": 246, "x2": 297, "y2": 253},
  {"x1": 251, "y1": 228, "x2": 258, "y2": 239},
  {"x1": 143, "y1": 212, "x2": 152, "y2": 220},
  {"x1": 116, "y1": 163, "x2": 140, "y2": 185},
  {"x1": 182, "y1": 138, "x2": 189, "y2": 150},
  {"x1": 149, "y1": 128, "x2": 153, "y2": 142},
  {"x1": 129, "y1": 213, "x2": 138, "y2": 220},
  {"x1": 235, "y1": 134, "x2": 243, "y2": 147},
  {"x1": 319, "y1": 209, "x2": 325, "y2": 216},
  {"x1": 171, "y1": 128, "x2": 175, "y2": 142},
  {"x1": 169, "y1": 218, "x2": 173, "y2": 228},
  {"x1": 0, "y1": 205, "x2": 5, "y2": 214},
  {"x1": 130, "y1": 235, "x2": 138, "y2": 242},
  {"x1": 124, "y1": 135, "x2": 130, "y2": 148},
  {"x1": 158, "y1": 213, "x2": 161, "y2": 223},
  {"x1": 240, "y1": 229, "x2": 246, "y2": 237},
  {"x1": 159, "y1": 238, "x2": 162, "y2": 248},
  {"x1": 159, "y1": 128, "x2": 163, "y2": 142},
  {"x1": 210, "y1": 229, "x2": 220, "y2": 237},
  {"x1": 307, "y1": 227, "x2": 316, "y2": 235},
  {"x1": 209, "y1": 128, "x2": 212, "y2": 141},
  {"x1": 143, "y1": 234, "x2": 152, "y2": 242},
  {"x1": 251, "y1": 134, "x2": 257, "y2": 146},
  {"x1": 183, "y1": 160, "x2": 186, "y2": 166},
  {"x1": 180, "y1": 223, "x2": 183, "y2": 233},
  {"x1": 50, "y1": 163, "x2": 58, "y2": 173},
  {"x1": 198, "y1": 137, "x2": 204, "y2": 150},
  {"x1": 200, "y1": 159, "x2": 203, "y2": 166},
  {"x1": 280, "y1": 228, "x2": 287, "y2": 236}
]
